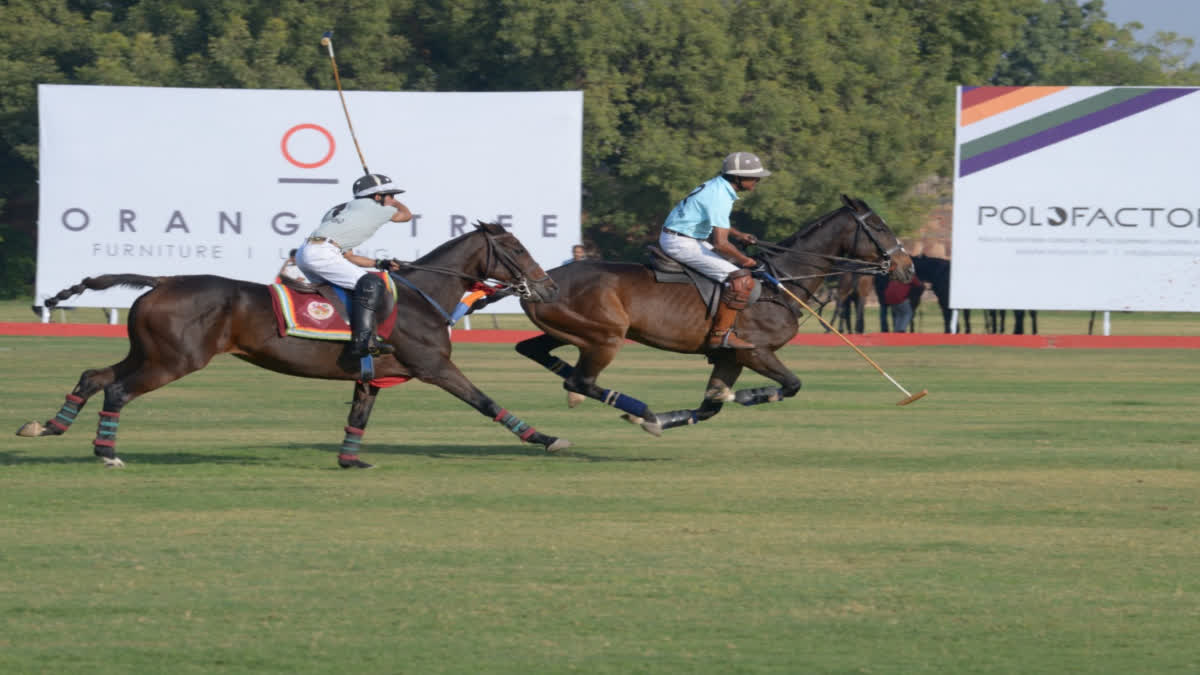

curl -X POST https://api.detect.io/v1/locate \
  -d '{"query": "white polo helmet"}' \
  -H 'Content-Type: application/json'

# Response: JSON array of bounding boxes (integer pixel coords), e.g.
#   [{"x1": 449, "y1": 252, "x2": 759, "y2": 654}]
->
[
  {"x1": 721, "y1": 152, "x2": 772, "y2": 178},
  {"x1": 353, "y1": 173, "x2": 405, "y2": 198}
]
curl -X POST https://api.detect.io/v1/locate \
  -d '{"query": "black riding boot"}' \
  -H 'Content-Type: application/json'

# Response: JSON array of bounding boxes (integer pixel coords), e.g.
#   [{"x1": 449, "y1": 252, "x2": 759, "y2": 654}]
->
[{"x1": 349, "y1": 275, "x2": 395, "y2": 357}]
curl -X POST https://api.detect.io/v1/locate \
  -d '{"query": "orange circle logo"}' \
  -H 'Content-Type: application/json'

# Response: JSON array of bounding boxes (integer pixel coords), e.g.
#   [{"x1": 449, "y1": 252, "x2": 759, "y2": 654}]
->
[{"x1": 281, "y1": 124, "x2": 336, "y2": 169}]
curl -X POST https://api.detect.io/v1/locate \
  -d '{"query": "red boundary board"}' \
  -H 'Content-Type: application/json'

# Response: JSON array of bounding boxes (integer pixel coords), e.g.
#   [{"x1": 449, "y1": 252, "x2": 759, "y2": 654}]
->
[{"x1": 3, "y1": 323, "x2": 1198, "y2": 349}]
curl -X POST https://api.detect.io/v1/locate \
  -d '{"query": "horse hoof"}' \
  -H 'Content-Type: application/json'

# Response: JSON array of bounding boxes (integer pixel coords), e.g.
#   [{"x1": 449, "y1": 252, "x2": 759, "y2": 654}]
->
[
  {"x1": 545, "y1": 437, "x2": 572, "y2": 453},
  {"x1": 102, "y1": 456, "x2": 125, "y2": 468},
  {"x1": 566, "y1": 392, "x2": 585, "y2": 408},
  {"x1": 704, "y1": 385, "x2": 735, "y2": 403},
  {"x1": 15, "y1": 421, "x2": 46, "y2": 437},
  {"x1": 620, "y1": 413, "x2": 644, "y2": 426},
  {"x1": 338, "y1": 454, "x2": 375, "y2": 469},
  {"x1": 640, "y1": 420, "x2": 663, "y2": 437}
]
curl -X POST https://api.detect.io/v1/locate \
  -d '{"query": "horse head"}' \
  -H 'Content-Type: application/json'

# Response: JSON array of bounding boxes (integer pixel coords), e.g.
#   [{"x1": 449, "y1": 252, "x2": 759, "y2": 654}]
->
[
  {"x1": 474, "y1": 222, "x2": 559, "y2": 303},
  {"x1": 837, "y1": 195, "x2": 915, "y2": 283}
]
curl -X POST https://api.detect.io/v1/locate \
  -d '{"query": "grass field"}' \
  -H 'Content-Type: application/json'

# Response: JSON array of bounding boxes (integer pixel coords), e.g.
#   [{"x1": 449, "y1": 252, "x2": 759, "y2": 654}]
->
[{"x1": 3, "y1": 334, "x2": 1199, "y2": 673}]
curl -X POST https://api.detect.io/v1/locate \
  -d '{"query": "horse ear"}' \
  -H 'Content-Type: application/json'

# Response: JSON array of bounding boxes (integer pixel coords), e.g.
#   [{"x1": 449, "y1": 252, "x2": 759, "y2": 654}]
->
[
  {"x1": 841, "y1": 194, "x2": 856, "y2": 210},
  {"x1": 475, "y1": 221, "x2": 504, "y2": 234}
]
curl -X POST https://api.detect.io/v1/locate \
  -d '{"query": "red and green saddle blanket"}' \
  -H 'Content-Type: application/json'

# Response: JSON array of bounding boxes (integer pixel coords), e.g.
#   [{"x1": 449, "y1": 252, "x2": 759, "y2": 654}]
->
[{"x1": 268, "y1": 271, "x2": 399, "y2": 341}]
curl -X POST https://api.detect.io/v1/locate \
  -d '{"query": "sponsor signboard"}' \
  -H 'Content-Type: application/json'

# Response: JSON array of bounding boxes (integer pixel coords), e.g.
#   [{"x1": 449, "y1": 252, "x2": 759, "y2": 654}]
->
[
  {"x1": 952, "y1": 86, "x2": 1200, "y2": 311},
  {"x1": 37, "y1": 84, "x2": 582, "y2": 310}
]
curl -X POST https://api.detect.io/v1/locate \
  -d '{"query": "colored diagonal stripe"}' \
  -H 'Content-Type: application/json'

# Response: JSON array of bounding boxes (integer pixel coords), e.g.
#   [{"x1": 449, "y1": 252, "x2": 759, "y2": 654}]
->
[
  {"x1": 961, "y1": 88, "x2": 1143, "y2": 158},
  {"x1": 960, "y1": 86, "x2": 1068, "y2": 126},
  {"x1": 959, "y1": 88, "x2": 1196, "y2": 177},
  {"x1": 961, "y1": 86, "x2": 1022, "y2": 109}
]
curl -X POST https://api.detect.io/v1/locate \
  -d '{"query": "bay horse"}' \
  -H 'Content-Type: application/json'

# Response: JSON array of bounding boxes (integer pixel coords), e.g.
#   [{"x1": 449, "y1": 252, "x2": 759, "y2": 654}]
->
[
  {"x1": 16, "y1": 222, "x2": 570, "y2": 468},
  {"x1": 514, "y1": 195, "x2": 915, "y2": 435}
]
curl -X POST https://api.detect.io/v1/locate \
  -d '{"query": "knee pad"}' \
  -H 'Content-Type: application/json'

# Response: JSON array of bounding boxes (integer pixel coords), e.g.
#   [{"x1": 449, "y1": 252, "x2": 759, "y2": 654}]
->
[
  {"x1": 353, "y1": 273, "x2": 386, "y2": 310},
  {"x1": 721, "y1": 269, "x2": 756, "y2": 309}
]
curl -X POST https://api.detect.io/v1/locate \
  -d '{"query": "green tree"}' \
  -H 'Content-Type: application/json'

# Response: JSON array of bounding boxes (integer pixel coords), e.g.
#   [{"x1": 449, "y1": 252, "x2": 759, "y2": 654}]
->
[{"x1": 3, "y1": 0, "x2": 1200, "y2": 294}]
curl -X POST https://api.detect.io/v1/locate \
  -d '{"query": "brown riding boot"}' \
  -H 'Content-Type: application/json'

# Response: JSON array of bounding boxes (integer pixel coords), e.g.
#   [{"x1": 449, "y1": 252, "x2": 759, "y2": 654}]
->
[
  {"x1": 707, "y1": 302, "x2": 755, "y2": 350},
  {"x1": 706, "y1": 269, "x2": 757, "y2": 350}
]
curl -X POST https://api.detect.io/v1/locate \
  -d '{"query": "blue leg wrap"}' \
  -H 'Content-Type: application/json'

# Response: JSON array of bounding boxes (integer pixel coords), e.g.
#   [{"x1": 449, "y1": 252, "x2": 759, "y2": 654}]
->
[
  {"x1": 544, "y1": 357, "x2": 574, "y2": 379},
  {"x1": 600, "y1": 389, "x2": 649, "y2": 418}
]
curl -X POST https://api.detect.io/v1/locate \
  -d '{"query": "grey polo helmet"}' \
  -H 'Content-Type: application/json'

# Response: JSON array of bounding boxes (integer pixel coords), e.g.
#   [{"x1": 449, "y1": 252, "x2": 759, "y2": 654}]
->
[
  {"x1": 353, "y1": 173, "x2": 405, "y2": 198},
  {"x1": 721, "y1": 152, "x2": 772, "y2": 178}
]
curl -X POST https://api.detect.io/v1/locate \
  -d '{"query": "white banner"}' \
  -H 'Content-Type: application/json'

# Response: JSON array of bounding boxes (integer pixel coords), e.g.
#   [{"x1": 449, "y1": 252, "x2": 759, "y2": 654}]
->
[
  {"x1": 37, "y1": 84, "x2": 582, "y2": 311},
  {"x1": 952, "y1": 86, "x2": 1200, "y2": 311}
]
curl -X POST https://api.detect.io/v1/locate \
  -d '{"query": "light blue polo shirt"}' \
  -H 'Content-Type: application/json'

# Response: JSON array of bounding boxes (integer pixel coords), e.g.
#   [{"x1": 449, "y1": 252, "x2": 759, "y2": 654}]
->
[{"x1": 662, "y1": 175, "x2": 738, "y2": 239}]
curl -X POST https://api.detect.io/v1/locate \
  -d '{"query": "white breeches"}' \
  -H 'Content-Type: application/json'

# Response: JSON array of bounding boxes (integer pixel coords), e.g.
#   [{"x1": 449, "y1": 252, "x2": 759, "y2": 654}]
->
[
  {"x1": 295, "y1": 241, "x2": 368, "y2": 289},
  {"x1": 658, "y1": 231, "x2": 739, "y2": 282}
]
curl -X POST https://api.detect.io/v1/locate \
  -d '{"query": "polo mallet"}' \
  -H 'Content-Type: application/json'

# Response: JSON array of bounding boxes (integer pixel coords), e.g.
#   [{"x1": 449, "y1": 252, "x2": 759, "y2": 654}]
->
[
  {"x1": 759, "y1": 271, "x2": 927, "y2": 406},
  {"x1": 320, "y1": 31, "x2": 370, "y2": 175}
]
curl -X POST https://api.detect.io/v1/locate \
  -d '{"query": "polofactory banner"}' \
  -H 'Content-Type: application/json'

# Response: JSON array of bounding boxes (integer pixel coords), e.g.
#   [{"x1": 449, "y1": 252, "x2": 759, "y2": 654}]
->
[
  {"x1": 952, "y1": 86, "x2": 1200, "y2": 312},
  {"x1": 37, "y1": 84, "x2": 582, "y2": 310}
]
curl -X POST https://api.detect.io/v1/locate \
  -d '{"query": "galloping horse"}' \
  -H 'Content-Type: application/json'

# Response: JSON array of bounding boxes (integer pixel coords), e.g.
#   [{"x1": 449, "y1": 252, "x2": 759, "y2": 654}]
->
[
  {"x1": 16, "y1": 223, "x2": 570, "y2": 468},
  {"x1": 514, "y1": 195, "x2": 915, "y2": 435}
]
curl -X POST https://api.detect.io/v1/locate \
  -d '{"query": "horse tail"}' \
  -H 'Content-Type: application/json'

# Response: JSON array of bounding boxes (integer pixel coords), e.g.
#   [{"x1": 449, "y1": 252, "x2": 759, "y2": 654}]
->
[{"x1": 44, "y1": 274, "x2": 163, "y2": 309}]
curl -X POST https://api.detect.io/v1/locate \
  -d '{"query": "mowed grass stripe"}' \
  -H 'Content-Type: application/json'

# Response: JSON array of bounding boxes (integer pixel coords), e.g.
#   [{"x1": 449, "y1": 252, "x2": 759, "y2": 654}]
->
[{"x1": 2, "y1": 337, "x2": 1198, "y2": 674}]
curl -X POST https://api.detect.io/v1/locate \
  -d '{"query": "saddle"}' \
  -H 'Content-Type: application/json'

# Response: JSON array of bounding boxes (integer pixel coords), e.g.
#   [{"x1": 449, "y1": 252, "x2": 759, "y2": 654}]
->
[
  {"x1": 277, "y1": 275, "x2": 351, "y2": 322},
  {"x1": 644, "y1": 245, "x2": 761, "y2": 318},
  {"x1": 269, "y1": 271, "x2": 397, "y2": 342}
]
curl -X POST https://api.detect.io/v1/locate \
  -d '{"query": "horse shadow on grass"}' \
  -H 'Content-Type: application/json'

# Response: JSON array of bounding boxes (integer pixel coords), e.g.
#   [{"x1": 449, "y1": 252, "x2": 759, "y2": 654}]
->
[
  {"x1": 326, "y1": 442, "x2": 672, "y2": 464},
  {"x1": 1, "y1": 443, "x2": 672, "y2": 467}
]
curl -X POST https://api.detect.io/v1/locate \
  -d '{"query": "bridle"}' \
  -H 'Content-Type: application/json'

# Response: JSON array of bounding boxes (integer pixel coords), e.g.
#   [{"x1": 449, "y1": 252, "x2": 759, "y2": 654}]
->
[
  {"x1": 756, "y1": 205, "x2": 903, "y2": 284},
  {"x1": 750, "y1": 205, "x2": 904, "y2": 316},
  {"x1": 385, "y1": 228, "x2": 549, "y2": 300},
  {"x1": 478, "y1": 229, "x2": 551, "y2": 300}
]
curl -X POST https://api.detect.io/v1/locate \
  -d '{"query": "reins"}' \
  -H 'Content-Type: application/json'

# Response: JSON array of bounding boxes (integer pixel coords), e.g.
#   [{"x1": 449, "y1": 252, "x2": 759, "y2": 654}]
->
[
  {"x1": 379, "y1": 229, "x2": 547, "y2": 325},
  {"x1": 750, "y1": 204, "x2": 900, "y2": 318},
  {"x1": 384, "y1": 230, "x2": 545, "y2": 298}
]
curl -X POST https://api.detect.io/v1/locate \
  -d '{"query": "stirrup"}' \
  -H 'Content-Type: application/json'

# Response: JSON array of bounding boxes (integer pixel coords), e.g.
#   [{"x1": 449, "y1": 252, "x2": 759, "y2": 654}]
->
[
  {"x1": 707, "y1": 329, "x2": 755, "y2": 350},
  {"x1": 367, "y1": 341, "x2": 395, "y2": 356}
]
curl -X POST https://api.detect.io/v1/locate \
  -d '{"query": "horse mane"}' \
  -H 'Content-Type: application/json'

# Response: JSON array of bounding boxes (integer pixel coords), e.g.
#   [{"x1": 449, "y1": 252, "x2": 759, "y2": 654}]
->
[
  {"x1": 773, "y1": 206, "x2": 847, "y2": 250},
  {"x1": 413, "y1": 221, "x2": 504, "y2": 265}
]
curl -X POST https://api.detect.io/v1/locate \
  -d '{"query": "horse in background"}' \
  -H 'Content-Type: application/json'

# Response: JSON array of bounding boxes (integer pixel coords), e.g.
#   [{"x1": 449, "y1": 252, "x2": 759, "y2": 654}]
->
[
  {"x1": 829, "y1": 271, "x2": 876, "y2": 334},
  {"x1": 908, "y1": 255, "x2": 953, "y2": 333},
  {"x1": 983, "y1": 309, "x2": 1038, "y2": 335}
]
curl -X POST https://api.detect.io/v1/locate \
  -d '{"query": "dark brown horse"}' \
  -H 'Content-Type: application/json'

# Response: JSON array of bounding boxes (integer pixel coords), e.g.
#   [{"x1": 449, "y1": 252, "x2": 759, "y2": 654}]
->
[
  {"x1": 514, "y1": 195, "x2": 914, "y2": 435},
  {"x1": 16, "y1": 223, "x2": 570, "y2": 468}
]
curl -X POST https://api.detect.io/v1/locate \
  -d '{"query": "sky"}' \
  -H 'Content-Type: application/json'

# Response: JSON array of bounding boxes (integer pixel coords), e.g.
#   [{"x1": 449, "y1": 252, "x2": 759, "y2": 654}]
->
[{"x1": 1094, "y1": 0, "x2": 1200, "y2": 61}]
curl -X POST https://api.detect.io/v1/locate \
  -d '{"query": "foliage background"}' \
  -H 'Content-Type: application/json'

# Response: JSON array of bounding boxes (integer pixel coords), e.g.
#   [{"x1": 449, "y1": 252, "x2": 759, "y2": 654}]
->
[{"x1": 3, "y1": 0, "x2": 1200, "y2": 297}]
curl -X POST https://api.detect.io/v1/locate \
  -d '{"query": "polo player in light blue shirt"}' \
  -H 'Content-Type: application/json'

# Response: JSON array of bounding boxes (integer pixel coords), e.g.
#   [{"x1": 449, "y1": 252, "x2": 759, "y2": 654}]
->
[{"x1": 659, "y1": 152, "x2": 771, "y2": 350}]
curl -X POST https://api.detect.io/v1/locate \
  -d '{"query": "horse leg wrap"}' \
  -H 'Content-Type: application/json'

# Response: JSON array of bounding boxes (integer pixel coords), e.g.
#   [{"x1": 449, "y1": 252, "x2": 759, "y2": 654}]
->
[
  {"x1": 48, "y1": 394, "x2": 85, "y2": 433},
  {"x1": 656, "y1": 409, "x2": 700, "y2": 430},
  {"x1": 516, "y1": 338, "x2": 576, "y2": 379},
  {"x1": 339, "y1": 425, "x2": 365, "y2": 462},
  {"x1": 734, "y1": 386, "x2": 783, "y2": 406},
  {"x1": 493, "y1": 409, "x2": 538, "y2": 442},
  {"x1": 532, "y1": 354, "x2": 575, "y2": 379},
  {"x1": 600, "y1": 388, "x2": 649, "y2": 419},
  {"x1": 93, "y1": 411, "x2": 119, "y2": 459}
]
